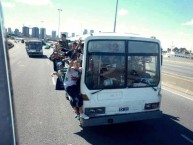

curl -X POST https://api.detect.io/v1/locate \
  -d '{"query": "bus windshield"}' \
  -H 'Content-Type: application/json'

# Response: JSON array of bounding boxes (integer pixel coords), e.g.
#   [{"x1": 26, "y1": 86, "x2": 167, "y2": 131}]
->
[
  {"x1": 85, "y1": 40, "x2": 160, "y2": 90},
  {"x1": 28, "y1": 42, "x2": 42, "y2": 50}
]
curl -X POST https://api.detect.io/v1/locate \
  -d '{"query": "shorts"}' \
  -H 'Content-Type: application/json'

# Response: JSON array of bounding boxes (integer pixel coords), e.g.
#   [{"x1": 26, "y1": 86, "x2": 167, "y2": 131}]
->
[{"x1": 66, "y1": 85, "x2": 83, "y2": 108}]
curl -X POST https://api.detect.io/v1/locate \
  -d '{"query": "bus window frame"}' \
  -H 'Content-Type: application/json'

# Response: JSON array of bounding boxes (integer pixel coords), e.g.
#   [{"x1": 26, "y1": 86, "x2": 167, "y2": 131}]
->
[
  {"x1": 85, "y1": 39, "x2": 127, "y2": 90},
  {"x1": 84, "y1": 39, "x2": 161, "y2": 90},
  {"x1": 127, "y1": 40, "x2": 161, "y2": 88}
]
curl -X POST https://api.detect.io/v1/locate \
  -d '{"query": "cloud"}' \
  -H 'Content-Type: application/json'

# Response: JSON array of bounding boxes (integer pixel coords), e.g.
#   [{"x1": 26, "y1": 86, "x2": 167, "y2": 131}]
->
[
  {"x1": 15, "y1": 0, "x2": 52, "y2": 6},
  {"x1": 118, "y1": 9, "x2": 128, "y2": 16},
  {"x1": 2, "y1": 2, "x2": 15, "y2": 8},
  {"x1": 181, "y1": 19, "x2": 193, "y2": 26}
]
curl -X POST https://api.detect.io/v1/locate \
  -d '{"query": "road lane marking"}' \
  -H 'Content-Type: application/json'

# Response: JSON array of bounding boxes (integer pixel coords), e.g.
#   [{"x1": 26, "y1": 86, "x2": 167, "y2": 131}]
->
[
  {"x1": 47, "y1": 60, "x2": 50, "y2": 65},
  {"x1": 162, "y1": 87, "x2": 193, "y2": 101},
  {"x1": 17, "y1": 61, "x2": 21, "y2": 65},
  {"x1": 19, "y1": 65, "x2": 25, "y2": 67},
  {"x1": 162, "y1": 71, "x2": 193, "y2": 83},
  {"x1": 9, "y1": 51, "x2": 16, "y2": 56},
  {"x1": 164, "y1": 59, "x2": 193, "y2": 65},
  {"x1": 52, "y1": 77, "x2": 56, "y2": 85},
  {"x1": 181, "y1": 134, "x2": 193, "y2": 144}
]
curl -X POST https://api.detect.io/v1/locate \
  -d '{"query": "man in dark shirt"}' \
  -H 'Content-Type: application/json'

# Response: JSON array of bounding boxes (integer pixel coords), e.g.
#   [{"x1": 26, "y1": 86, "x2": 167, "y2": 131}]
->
[{"x1": 59, "y1": 34, "x2": 70, "y2": 52}]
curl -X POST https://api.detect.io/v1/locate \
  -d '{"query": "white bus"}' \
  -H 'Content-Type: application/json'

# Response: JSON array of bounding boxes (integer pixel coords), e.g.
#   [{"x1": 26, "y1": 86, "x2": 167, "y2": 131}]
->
[
  {"x1": 26, "y1": 40, "x2": 43, "y2": 57},
  {"x1": 72, "y1": 33, "x2": 162, "y2": 127}
]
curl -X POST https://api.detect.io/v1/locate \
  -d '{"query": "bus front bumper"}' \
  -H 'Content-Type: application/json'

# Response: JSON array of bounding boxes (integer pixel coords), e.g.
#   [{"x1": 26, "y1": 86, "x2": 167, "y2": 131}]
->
[
  {"x1": 80, "y1": 110, "x2": 162, "y2": 127},
  {"x1": 28, "y1": 52, "x2": 43, "y2": 56}
]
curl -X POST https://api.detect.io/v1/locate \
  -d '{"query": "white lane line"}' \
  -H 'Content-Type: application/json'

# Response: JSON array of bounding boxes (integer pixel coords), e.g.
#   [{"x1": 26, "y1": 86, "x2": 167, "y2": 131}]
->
[
  {"x1": 47, "y1": 60, "x2": 50, "y2": 65},
  {"x1": 52, "y1": 77, "x2": 56, "y2": 85},
  {"x1": 181, "y1": 134, "x2": 193, "y2": 144},
  {"x1": 162, "y1": 72, "x2": 193, "y2": 83},
  {"x1": 19, "y1": 65, "x2": 25, "y2": 67},
  {"x1": 164, "y1": 59, "x2": 193, "y2": 65},
  {"x1": 17, "y1": 61, "x2": 21, "y2": 65},
  {"x1": 162, "y1": 87, "x2": 193, "y2": 101}
]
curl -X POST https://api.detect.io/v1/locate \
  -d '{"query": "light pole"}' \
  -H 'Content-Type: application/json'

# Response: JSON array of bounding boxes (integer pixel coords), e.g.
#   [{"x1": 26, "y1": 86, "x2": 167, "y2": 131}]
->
[
  {"x1": 113, "y1": 0, "x2": 118, "y2": 32},
  {"x1": 40, "y1": 21, "x2": 45, "y2": 39},
  {"x1": 58, "y1": 8, "x2": 62, "y2": 38}
]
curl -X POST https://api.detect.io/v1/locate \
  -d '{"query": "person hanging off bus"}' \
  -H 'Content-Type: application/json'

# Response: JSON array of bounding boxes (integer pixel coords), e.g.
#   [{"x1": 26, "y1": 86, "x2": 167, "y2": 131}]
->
[
  {"x1": 51, "y1": 62, "x2": 67, "y2": 90},
  {"x1": 59, "y1": 33, "x2": 71, "y2": 53},
  {"x1": 66, "y1": 37, "x2": 83, "y2": 62},
  {"x1": 64, "y1": 60, "x2": 89, "y2": 120}
]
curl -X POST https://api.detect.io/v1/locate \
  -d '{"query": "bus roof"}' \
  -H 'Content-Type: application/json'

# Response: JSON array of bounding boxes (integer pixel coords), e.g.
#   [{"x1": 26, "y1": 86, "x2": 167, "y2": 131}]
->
[
  {"x1": 89, "y1": 33, "x2": 160, "y2": 42},
  {"x1": 70, "y1": 32, "x2": 160, "y2": 43}
]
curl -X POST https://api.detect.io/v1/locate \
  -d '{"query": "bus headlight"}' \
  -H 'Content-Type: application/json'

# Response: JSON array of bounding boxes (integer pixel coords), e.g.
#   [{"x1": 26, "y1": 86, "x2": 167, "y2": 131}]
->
[
  {"x1": 85, "y1": 107, "x2": 105, "y2": 116},
  {"x1": 144, "y1": 102, "x2": 160, "y2": 110}
]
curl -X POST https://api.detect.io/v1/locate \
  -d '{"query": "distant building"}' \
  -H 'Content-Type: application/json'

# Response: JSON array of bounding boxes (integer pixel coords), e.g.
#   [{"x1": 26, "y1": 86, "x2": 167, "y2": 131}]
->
[
  {"x1": 22, "y1": 26, "x2": 29, "y2": 37},
  {"x1": 32, "y1": 27, "x2": 39, "y2": 38},
  {"x1": 90, "y1": 30, "x2": 94, "y2": 34},
  {"x1": 52, "y1": 31, "x2": 56, "y2": 39},
  {"x1": 40, "y1": 28, "x2": 46, "y2": 39},
  {"x1": 83, "y1": 29, "x2": 88, "y2": 35},
  {"x1": 5, "y1": 28, "x2": 7, "y2": 34},
  {"x1": 14, "y1": 28, "x2": 20, "y2": 36},
  {"x1": 8, "y1": 28, "x2": 12, "y2": 34},
  {"x1": 71, "y1": 33, "x2": 75, "y2": 37},
  {"x1": 61, "y1": 32, "x2": 68, "y2": 37}
]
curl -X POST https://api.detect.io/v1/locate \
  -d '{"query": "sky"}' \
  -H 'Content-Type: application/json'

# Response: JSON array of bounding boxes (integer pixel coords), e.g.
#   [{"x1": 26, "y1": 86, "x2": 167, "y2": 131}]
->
[{"x1": 1, "y1": 0, "x2": 193, "y2": 50}]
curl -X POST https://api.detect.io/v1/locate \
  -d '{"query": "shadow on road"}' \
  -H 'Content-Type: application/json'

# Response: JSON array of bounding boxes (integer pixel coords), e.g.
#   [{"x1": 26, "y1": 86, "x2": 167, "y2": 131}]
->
[{"x1": 75, "y1": 114, "x2": 193, "y2": 145}]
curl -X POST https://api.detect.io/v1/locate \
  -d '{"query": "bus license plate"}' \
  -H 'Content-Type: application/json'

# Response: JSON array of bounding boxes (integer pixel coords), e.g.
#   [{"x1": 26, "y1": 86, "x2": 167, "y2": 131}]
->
[{"x1": 119, "y1": 107, "x2": 129, "y2": 112}]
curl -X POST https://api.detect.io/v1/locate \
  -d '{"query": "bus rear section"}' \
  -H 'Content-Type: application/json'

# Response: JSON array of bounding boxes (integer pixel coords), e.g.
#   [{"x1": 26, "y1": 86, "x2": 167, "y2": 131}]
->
[
  {"x1": 80, "y1": 34, "x2": 162, "y2": 127},
  {"x1": 26, "y1": 40, "x2": 43, "y2": 57}
]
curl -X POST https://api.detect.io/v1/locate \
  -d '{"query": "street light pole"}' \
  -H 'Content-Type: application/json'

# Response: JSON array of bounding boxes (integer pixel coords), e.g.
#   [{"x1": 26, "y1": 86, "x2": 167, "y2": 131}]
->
[
  {"x1": 113, "y1": 0, "x2": 118, "y2": 32},
  {"x1": 58, "y1": 9, "x2": 62, "y2": 38}
]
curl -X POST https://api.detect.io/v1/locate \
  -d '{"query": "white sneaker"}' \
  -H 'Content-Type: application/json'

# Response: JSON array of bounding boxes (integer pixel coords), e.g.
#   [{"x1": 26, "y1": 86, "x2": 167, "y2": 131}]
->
[
  {"x1": 80, "y1": 113, "x2": 89, "y2": 119},
  {"x1": 75, "y1": 114, "x2": 80, "y2": 119}
]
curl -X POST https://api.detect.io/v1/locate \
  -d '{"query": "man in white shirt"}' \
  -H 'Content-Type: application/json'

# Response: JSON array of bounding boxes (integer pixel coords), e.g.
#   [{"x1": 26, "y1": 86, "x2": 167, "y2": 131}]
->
[{"x1": 64, "y1": 60, "x2": 89, "y2": 120}]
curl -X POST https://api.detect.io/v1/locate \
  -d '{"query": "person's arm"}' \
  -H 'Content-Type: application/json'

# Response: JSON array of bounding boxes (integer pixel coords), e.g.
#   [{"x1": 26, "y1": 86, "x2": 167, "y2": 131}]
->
[
  {"x1": 100, "y1": 64, "x2": 116, "y2": 76},
  {"x1": 51, "y1": 72, "x2": 64, "y2": 77},
  {"x1": 74, "y1": 37, "x2": 82, "y2": 51},
  {"x1": 67, "y1": 60, "x2": 73, "y2": 73},
  {"x1": 100, "y1": 68, "x2": 116, "y2": 76}
]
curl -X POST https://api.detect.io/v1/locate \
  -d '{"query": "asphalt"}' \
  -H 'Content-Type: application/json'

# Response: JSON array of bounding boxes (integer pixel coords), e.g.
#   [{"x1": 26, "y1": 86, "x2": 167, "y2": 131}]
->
[{"x1": 162, "y1": 57, "x2": 193, "y2": 97}]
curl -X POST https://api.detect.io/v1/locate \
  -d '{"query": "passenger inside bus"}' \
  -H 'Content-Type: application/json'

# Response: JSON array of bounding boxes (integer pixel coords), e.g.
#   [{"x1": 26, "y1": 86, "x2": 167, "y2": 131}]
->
[
  {"x1": 100, "y1": 55, "x2": 124, "y2": 87},
  {"x1": 128, "y1": 56, "x2": 152, "y2": 87}
]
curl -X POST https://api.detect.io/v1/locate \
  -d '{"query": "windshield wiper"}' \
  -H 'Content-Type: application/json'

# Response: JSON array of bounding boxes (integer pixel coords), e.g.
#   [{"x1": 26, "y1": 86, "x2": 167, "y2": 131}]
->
[
  {"x1": 137, "y1": 78, "x2": 157, "y2": 91},
  {"x1": 91, "y1": 89, "x2": 104, "y2": 94}
]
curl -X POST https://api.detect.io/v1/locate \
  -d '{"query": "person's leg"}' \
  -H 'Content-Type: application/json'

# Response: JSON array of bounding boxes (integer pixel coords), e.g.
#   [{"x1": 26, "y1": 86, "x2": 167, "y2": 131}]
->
[
  {"x1": 66, "y1": 86, "x2": 76, "y2": 107},
  {"x1": 66, "y1": 86, "x2": 80, "y2": 119},
  {"x1": 79, "y1": 106, "x2": 89, "y2": 119},
  {"x1": 73, "y1": 90, "x2": 89, "y2": 119}
]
